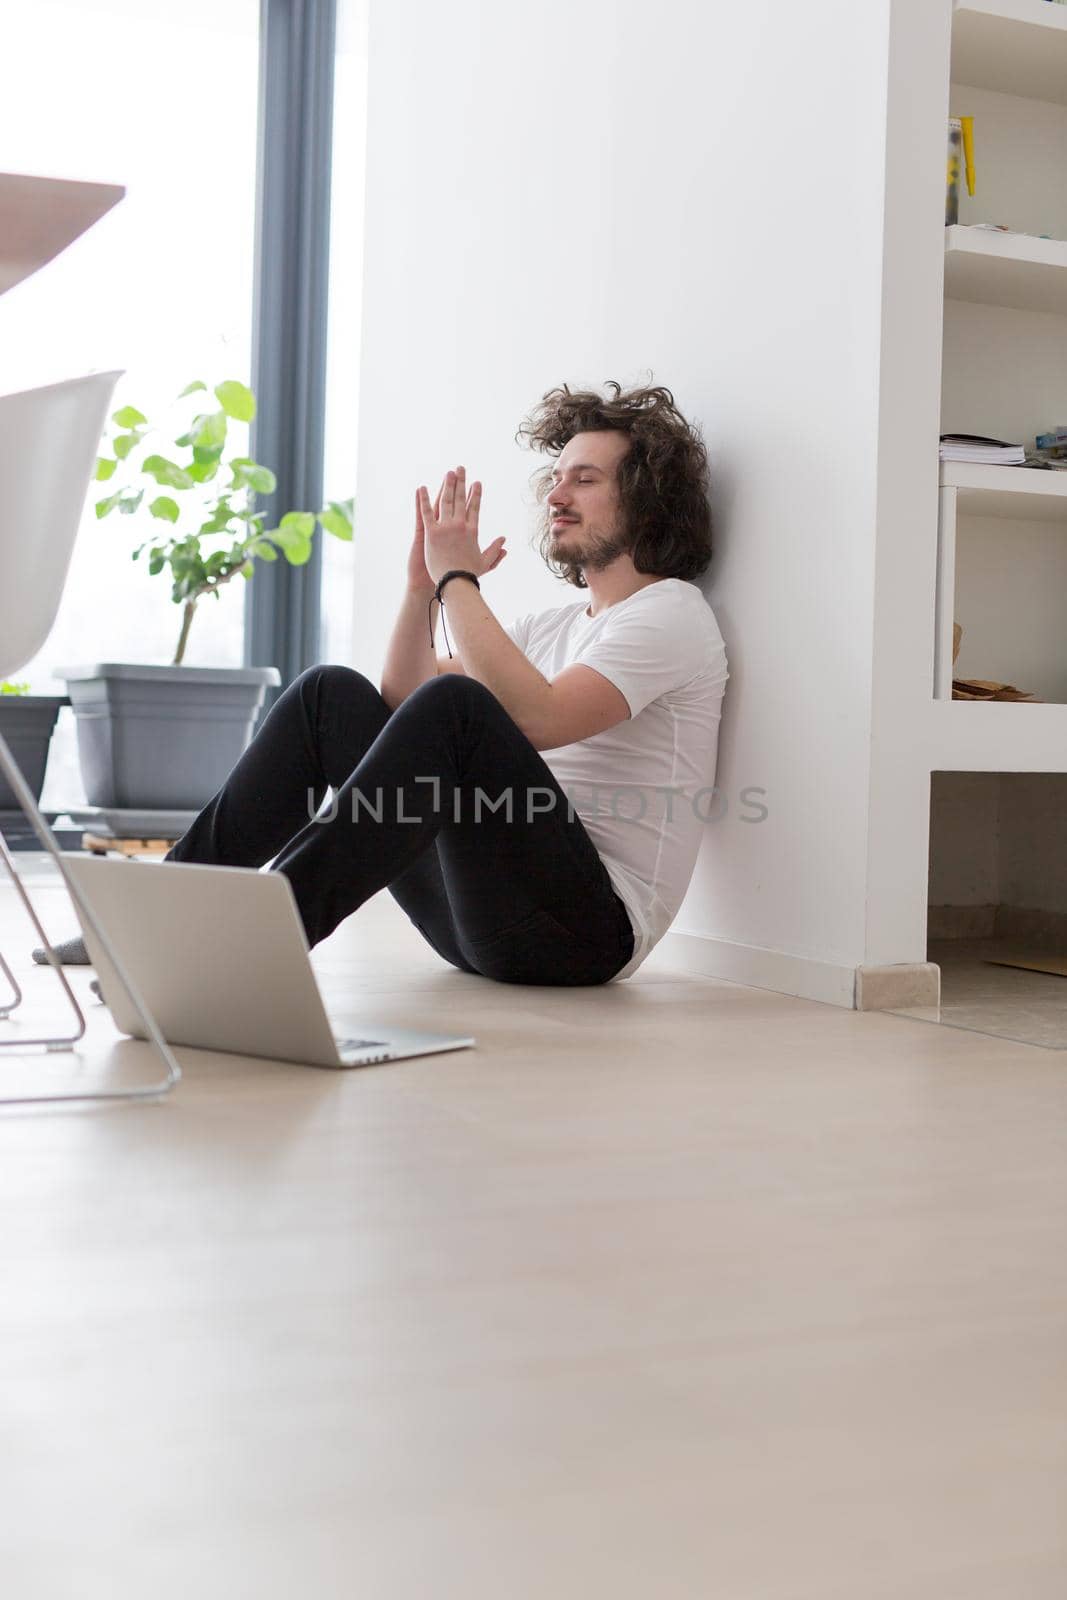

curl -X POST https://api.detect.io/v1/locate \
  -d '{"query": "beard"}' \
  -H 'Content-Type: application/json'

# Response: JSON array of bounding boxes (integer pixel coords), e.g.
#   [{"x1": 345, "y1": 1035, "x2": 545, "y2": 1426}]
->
[{"x1": 545, "y1": 518, "x2": 632, "y2": 573}]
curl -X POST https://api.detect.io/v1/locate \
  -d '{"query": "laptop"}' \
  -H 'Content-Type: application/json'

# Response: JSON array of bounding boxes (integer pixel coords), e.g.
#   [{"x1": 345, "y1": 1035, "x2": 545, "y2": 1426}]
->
[{"x1": 60, "y1": 854, "x2": 475, "y2": 1068}]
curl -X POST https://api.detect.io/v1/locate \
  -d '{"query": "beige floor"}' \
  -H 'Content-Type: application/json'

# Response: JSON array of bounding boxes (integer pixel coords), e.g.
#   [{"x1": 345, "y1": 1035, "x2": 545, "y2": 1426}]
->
[{"x1": 2, "y1": 856, "x2": 1067, "y2": 1599}]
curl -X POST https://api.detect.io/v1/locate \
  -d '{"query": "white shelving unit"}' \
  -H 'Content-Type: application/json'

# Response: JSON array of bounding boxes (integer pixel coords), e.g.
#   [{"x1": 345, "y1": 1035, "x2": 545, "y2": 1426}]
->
[
  {"x1": 935, "y1": 466, "x2": 1067, "y2": 701},
  {"x1": 930, "y1": 696, "x2": 1067, "y2": 772},
  {"x1": 944, "y1": 224, "x2": 1067, "y2": 315},
  {"x1": 950, "y1": 0, "x2": 1067, "y2": 104},
  {"x1": 934, "y1": 0, "x2": 1067, "y2": 725},
  {"x1": 941, "y1": 460, "x2": 1067, "y2": 519}
]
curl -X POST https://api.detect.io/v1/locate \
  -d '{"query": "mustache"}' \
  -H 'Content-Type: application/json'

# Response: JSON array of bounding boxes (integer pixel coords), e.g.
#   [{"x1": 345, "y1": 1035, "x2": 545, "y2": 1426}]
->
[{"x1": 536, "y1": 509, "x2": 633, "y2": 571}]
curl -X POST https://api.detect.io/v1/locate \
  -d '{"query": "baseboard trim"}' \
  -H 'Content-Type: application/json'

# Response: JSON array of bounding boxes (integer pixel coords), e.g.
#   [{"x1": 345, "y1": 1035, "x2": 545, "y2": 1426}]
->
[
  {"x1": 657, "y1": 929, "x2": 858, "y2": 1008},
  {"x1": 854, "y1": 962, "x2": 941, "y2": 1012},
  {"x1": 658, "y1": 931, "x2": 942, "y2": 1013}
]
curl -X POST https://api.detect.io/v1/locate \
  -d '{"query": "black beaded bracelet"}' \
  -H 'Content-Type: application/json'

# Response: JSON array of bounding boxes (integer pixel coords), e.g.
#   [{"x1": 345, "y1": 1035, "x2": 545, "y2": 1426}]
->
[{"x1": 429, "y1": 570, "x2": 481, "y2": 659}]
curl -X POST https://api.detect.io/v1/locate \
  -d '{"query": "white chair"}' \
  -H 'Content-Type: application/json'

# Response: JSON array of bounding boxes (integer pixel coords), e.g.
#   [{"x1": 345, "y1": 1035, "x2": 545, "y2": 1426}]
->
[{"x1": 0, "y1": 371, "x2": 180, "y2": 1105}]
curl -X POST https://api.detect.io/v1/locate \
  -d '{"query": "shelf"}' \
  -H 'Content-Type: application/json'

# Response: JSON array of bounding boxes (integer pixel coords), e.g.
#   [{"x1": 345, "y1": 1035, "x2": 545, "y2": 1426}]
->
[
  {"x1": 952, "y1": 1, "x2": 1067, "y2": 105},
  {"x1": 940, "y1": 462, "x2": 1067, "y2": 519},
  {"x1": 944, "y1": 225, "x2": 1067, "y2": 315},
  {"x1": 0, "y1": 172, "x2": 124, "y2": 298},
  {"x1": 929, "y1": 699, "x2": 1067, "y2": 771}
]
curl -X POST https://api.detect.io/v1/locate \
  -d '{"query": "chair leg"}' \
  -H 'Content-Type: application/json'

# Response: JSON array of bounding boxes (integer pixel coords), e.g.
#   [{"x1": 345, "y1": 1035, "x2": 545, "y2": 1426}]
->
[
  {"x1": 0, "y1": 943, "x2": 22, "y2": 1018},
  {"x1": 0, "y1": 732, "x2": 181, "y2": 1106},
  {"x1": 0, "y1": 828, "x2": 87, "y2": 1047}
]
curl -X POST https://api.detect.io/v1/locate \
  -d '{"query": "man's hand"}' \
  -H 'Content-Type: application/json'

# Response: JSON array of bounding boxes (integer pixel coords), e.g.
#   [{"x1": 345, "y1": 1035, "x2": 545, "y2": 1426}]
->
[
  {"x1": 406, "y1": 484, "x2": 443, "y2": 595},
  {"x1": 417, "y1": 466, "x2": 506, "y2": 586}
]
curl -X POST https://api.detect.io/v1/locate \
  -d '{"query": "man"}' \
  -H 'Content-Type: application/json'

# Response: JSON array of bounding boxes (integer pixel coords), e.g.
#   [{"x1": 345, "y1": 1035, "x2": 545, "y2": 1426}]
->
[{"x1": 38, "y1": 379, "x2": 728, "y2": 987}]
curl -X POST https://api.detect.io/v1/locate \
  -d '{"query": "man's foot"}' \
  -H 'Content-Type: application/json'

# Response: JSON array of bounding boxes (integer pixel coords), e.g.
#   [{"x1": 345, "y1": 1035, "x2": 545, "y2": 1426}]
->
[{"x1": 31, "y1": 935, "x2": 90, "y2": 966}]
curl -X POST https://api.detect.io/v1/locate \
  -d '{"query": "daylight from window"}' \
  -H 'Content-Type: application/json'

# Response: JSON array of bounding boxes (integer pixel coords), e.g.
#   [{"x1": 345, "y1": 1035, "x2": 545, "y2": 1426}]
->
[
  {"x1": 3, "y1": 0, "x2": 366, "y2": 810},
  {"x1": 2, "y1": 0, "x2": 259, "y2": 808},
  {"x1": 321, "y1": 0, "x2": 368, "y2": 671}
]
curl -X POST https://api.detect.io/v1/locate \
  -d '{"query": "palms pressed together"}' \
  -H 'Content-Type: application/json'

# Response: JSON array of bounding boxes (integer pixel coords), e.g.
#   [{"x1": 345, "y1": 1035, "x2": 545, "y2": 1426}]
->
[{"x1": 408, "y1": 467, "x2": 507, "y2": 594}]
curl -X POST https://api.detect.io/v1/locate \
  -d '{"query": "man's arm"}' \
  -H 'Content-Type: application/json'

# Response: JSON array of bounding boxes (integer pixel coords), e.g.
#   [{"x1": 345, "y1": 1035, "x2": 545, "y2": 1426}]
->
[
  {"x1": 436, "y1": 579, "x2": 630, "y2": 751},
  {"x1": 414, "y1": 465, "x2": 627, "y2": 746},
  {"x1": 381, "y1": 481, "x2": 507, "y2": 707},
  {"x1": 380, "y1": 587, "x2": 438, "y2": 711},
  {"x1": 378, "y1": 587, "x2": 472, "y2": 710}
]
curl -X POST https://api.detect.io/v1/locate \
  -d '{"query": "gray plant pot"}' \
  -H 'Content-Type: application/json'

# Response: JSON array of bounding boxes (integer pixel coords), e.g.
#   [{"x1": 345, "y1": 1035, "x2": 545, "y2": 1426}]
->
[
  {"x1": 0, "y1": 694, "x2": 69, "y2": 808},
  {"x1": 55, "y1": 663, "x2": 281, "y2": 810}
]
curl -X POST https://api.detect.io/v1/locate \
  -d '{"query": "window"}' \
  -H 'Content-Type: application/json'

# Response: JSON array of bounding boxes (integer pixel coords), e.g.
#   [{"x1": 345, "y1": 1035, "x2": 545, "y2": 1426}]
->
[
  {"x1": 319, "y1": 0, "x2": 369, "y2": 670},
  {"x1": 1, "y1": 0, "x2": 260, "y2": 808}
]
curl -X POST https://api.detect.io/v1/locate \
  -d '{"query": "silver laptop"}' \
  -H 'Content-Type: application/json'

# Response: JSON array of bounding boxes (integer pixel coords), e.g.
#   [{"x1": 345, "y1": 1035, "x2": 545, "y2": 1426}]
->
[{"x1": 61, "y1": 854, "x2": 475, "y2": 1068}]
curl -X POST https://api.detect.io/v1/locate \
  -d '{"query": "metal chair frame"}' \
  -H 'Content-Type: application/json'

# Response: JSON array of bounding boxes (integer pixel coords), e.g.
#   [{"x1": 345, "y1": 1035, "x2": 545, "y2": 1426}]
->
[{"x1": 0, "y1": 731, "x2": 181, "y2": 1107}]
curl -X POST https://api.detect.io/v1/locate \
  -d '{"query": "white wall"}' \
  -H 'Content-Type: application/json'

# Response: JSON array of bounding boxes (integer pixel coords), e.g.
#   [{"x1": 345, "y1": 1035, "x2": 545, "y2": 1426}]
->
[{"x1": 356, "y1": 0, "x2": 893, "y2": 990}]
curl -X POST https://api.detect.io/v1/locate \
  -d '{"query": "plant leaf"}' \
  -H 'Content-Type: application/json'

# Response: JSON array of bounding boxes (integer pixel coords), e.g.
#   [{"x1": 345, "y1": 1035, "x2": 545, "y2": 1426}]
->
[
  {"x1": 95, "y1": 491, "x2": 123, "y2": 519},
  {"x1": 149, "y1": 495, "x2": 180, "y2": 524},
  {"x1": 215, "y1": 380, "x2": 255, "y2": 422},
  {"x1": 279, "y1": 510, "x2": 316, "y2": 539},
  {"x1": 118, "y1": 489, "x2": 144, "y2": 516},
  {"x1": 198, "y1": 498, "x2": 237, "y2": 535},
  {"x1": 268, "y1": 528, "x2": 313, "y2": 565},
  {"x1": 95, "y1": 456, "x2": 118, "y2": 481},
  {"x1": 142, "y1": 454, "x2": 194, "y2": 491},
  {"x1": 192, "y1": 410, "x2": 227, "y2": 449},
  {"x1": 112, "y1": 404, "x2": 147, "y2": 428},
  {"x1": 113, "y1": 431, "x2": 142, "y2": 460},
  {"x1": 178, "y1": 380, "x2": 207, "y2": 397},
  {"x1": 319, "y1": 499, "x2": 354, "y2": 540},
  {"x1": 250, "y1": 538, "x2": 278, "y2": 561},
  {"x1": 230, "y1": 457, "x2": 276, "y2": 495},
  {"x1": 185, "y1": 459, "x2": 220, "y2": 484}
]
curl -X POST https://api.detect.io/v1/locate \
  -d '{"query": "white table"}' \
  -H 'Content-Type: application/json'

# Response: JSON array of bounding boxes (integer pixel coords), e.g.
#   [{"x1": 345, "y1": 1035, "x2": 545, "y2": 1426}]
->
[{"x1": 0, "y1": 170, "x2": 123, "y2": 297}]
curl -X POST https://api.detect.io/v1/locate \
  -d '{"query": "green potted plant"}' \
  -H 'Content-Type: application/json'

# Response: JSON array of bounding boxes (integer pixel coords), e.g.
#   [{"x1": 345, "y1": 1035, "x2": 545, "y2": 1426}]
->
[
  {"x1": 56, "y1": 379, "x2": 353, "y2": 811},
  {"x1": 0, "y1": 679, "x2": 70, "y2": 814}
]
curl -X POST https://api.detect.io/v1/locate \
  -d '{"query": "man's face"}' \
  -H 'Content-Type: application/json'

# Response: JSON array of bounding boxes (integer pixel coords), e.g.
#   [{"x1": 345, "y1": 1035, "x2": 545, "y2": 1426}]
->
[{"x1": 544, "y1": 430, "x2": 632, "y2": 572}]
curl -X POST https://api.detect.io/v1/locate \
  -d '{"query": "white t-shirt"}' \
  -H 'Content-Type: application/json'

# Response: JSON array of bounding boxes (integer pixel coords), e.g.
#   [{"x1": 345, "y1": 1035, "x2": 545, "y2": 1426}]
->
[{"x1": 505, "y1": 577, "x2": 728, "y2": 980}]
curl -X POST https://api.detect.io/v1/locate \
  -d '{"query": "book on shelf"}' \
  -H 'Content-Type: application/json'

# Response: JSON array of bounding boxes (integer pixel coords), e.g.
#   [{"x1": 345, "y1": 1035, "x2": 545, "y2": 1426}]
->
[{"x1": 939, "y1": 433, "x2": 1026, "y2": 465}]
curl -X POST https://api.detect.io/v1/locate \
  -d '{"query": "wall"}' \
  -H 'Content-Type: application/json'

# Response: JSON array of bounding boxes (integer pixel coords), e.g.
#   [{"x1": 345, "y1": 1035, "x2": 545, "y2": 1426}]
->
[
  {"x1": 928, "y1": 772, "x2": 1001, "y2": 907},
  {"x1": 929, "y1": 771, "x2": 1067, "y2": 916},
  {"x1": 864, "y1": 0, "x2": 954, "y2": 969},
  {"x1": 355, "y1": 0, "x2": 893, "y2": 999}
]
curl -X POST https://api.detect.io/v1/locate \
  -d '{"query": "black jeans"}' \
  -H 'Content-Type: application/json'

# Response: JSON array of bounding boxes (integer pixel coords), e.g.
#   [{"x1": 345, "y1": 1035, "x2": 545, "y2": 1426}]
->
[{"x1": 165, "y1": 666, "x2": 635, "y2": 987}]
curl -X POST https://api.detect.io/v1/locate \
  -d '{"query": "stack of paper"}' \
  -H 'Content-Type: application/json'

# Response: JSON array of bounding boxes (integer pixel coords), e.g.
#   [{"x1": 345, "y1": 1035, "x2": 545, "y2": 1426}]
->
[
  {"x1": 940, "y1": 433, "x2": 1026, "y2": 465},
  {"x1": 952, "y1": 678, "x2": 1042, "y2": 702},
  {"x1": 950, "y1": 626, "x2": 1041, "y2": 702}
]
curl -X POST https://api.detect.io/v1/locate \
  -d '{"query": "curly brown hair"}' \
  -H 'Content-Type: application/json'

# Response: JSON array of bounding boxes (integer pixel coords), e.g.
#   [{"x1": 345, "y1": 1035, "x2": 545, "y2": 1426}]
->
[{"x1": 515, "y1": 377, "x2": 713, "y2": 590}]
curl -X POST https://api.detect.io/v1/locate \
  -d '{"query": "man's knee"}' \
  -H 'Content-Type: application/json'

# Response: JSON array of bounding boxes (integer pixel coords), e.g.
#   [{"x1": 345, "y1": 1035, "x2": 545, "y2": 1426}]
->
[
  {"x1": 294, "y1": 663, "x2": 380, "y2": 702},
  {"x1": 407, "y1": 673, "x2": 497, "y2": 709}
]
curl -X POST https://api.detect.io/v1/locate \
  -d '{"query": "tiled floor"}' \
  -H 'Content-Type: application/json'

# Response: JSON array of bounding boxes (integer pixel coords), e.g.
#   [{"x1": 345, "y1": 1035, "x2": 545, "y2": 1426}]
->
[
  {"x1": 888, "y1": 938, "x2": 1067, "y2": 1051},
  {"x1": 2, "y1": 854, "x2": 1067, "y2": 1598}
]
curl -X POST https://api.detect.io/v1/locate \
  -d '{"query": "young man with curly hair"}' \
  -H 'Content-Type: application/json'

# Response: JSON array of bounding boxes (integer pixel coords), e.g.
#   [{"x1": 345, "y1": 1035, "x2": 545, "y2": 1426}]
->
[{"x1": 41, "y1": 381, "x2": 728, "y2": 986}]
